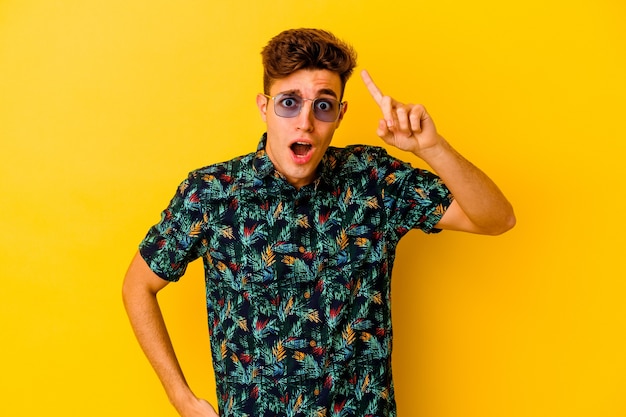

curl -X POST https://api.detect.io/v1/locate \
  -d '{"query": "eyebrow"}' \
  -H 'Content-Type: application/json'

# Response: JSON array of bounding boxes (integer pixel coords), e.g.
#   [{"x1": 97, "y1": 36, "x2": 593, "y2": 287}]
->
[{"x1": 278, "y1": 88, "x2": 339, "y2": 99}]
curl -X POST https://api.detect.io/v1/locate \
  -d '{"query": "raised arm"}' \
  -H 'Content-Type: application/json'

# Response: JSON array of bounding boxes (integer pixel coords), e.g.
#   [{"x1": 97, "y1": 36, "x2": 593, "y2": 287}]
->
[
  {"x1": 361, "y1": 70, "x2": 515, "y2": 235},
  {"x1": 122, "y1": 251, "x2": 218, "y2": 417}
]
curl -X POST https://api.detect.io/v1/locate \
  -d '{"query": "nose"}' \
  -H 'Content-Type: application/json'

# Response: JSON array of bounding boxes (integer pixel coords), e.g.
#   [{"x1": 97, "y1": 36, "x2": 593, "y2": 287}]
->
[{"x1": 296, "y1": 100, "x2": 315, "y2": 132}]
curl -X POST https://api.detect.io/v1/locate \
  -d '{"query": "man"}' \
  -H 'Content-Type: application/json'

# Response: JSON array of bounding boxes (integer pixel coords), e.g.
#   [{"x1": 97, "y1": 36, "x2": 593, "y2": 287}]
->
[{"x1": 123, "y1": 28, "x2": 515, "y2": 417}]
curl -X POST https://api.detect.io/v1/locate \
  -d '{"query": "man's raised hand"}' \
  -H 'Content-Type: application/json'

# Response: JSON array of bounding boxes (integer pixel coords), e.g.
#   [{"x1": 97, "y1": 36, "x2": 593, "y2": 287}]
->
[{"x1": 361, "y1": 69, "x2": 443, "y2": 157}]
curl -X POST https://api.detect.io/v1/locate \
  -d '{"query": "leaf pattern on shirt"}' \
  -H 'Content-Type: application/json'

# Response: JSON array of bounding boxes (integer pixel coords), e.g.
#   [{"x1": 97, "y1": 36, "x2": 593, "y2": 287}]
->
[{"x1": 140, "y1": 134, "x2": 452, "y2": 417}]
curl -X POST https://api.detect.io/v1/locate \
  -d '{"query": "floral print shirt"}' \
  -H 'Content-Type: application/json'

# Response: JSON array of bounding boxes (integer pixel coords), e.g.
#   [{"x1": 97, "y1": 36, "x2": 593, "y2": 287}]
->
[{"x1": 139, "y1": 134, "x2": 453, "y2": 417}]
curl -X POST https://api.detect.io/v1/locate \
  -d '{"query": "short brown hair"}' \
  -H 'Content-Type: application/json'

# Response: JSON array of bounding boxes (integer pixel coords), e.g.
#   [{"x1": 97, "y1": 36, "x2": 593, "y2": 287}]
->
[{"x1": 261, "y1": 28, "x2": 357, "y2": 98}]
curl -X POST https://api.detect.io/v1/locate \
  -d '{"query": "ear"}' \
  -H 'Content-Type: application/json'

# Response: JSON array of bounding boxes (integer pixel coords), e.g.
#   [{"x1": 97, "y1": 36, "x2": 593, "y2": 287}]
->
[
  {"x1": 335, "y1": 101, "x2": 348, "y2": 128},
  {"x1": 256, "y1": 94, "x2": 268, "y2": 122}
]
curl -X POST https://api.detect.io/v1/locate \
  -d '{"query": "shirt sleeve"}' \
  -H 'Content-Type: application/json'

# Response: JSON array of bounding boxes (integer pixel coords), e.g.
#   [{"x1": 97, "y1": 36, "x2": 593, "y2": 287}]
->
[
  {"x1": 377, "y1": 148, "x2": 454, "y2": 235},
  {"x1": 139, "y1": 172, "x2": 206, "y2": 281}
]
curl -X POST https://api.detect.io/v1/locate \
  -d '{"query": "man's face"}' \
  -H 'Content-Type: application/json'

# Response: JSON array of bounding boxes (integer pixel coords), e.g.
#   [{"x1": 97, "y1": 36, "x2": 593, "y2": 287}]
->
[{"x1": 256, "y1": 69, "x2": 347, "y2": 189}]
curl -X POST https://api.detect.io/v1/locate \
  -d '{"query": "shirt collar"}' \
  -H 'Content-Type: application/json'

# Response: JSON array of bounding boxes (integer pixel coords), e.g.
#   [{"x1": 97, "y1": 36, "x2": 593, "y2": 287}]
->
[{"x1": 252, "y1": 133, "x2": 275, "y2": 179}]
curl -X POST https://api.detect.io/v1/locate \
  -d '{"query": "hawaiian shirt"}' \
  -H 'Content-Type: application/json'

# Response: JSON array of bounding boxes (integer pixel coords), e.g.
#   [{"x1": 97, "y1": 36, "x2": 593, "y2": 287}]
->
[{"x1": 139, "y1": 134, "x2": 453, "y2": 417}]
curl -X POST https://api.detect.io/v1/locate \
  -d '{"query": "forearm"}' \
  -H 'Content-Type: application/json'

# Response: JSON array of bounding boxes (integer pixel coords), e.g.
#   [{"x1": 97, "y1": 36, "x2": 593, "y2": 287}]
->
[{"x1": 419, "y1": 137, "x2": 516, "y2": 235}]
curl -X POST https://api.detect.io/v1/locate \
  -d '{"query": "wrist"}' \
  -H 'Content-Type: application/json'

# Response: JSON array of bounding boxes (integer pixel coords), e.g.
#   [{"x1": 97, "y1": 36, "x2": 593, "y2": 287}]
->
[
  {"x1": 413, "y1": 135, "x2": 450, "y2": 164},
  {"x1": 169, "y1": 384, "x2": 197, "y2": 410}
]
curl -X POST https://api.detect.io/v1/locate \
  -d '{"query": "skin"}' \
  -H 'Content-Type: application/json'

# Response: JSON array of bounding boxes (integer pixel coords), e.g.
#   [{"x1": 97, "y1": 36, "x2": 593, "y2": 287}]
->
[{"x1": 122, "y1": 68, "x2": 515, "y2": 417}]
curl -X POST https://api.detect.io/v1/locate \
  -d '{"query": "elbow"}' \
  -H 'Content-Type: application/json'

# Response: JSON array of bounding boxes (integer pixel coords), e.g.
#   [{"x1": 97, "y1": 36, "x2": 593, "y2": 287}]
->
[
  {"x1": 487, "y1": 209, "x2": 516, "y2": 236},
  {"x1": 505, "y1": 211, "x2": 517, "y2": 231}
]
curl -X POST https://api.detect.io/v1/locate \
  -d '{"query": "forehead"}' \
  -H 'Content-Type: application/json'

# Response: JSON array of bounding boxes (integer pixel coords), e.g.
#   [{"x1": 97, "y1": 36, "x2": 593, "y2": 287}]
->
[{"x1": 269, "y1": 69, "x2": 342, "y2": 98}]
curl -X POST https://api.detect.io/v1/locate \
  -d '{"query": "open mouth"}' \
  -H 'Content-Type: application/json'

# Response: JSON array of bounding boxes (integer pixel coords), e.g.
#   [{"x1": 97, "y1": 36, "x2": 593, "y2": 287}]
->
[{"x1": 290, "y1": 142, "x2": 312, "y2": 157}]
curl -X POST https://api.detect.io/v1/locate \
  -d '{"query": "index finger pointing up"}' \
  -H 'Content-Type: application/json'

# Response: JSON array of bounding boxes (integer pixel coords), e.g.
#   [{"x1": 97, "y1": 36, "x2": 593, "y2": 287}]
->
[{"x1": 361, "y1": 69, "x2": 384, "y2": 105}]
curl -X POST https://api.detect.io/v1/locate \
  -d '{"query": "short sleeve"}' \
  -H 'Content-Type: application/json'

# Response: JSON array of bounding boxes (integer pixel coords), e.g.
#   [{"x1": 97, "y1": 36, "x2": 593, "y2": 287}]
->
[
  {"x1": 139, "y1": 173, "x2": 206, "y2": 281},
  {"x1": 378, "y1": 149, "x2": 453, "y2": 235}
]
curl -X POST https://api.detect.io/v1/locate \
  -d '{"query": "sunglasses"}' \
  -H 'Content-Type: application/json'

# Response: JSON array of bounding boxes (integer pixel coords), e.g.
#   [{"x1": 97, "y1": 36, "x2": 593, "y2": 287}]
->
[{"x1": 263, "y1": 93, "x2": 344, "y2": 122}]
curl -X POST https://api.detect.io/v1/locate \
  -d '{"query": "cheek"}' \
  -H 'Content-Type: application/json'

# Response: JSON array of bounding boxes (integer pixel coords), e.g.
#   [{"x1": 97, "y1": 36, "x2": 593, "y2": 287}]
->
[
  {"x1": 320, "y1": 126, "x2": 338, "y2": 143},
  {"x1": 268, "y1": 115, "x2": 296, "y2": 136}
]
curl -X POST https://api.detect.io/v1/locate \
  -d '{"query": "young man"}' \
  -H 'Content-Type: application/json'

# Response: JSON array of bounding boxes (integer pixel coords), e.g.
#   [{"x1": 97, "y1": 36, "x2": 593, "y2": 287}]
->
[{"x1": 123, "y1": 28, "x2": 515, "y2": 417}]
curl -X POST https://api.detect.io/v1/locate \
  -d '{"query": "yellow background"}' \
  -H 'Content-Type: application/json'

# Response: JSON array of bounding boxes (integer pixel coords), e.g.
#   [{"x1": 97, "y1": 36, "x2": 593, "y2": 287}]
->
[{"x1": 1, "y1": 1, "x2": 625, "y2": 416}]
